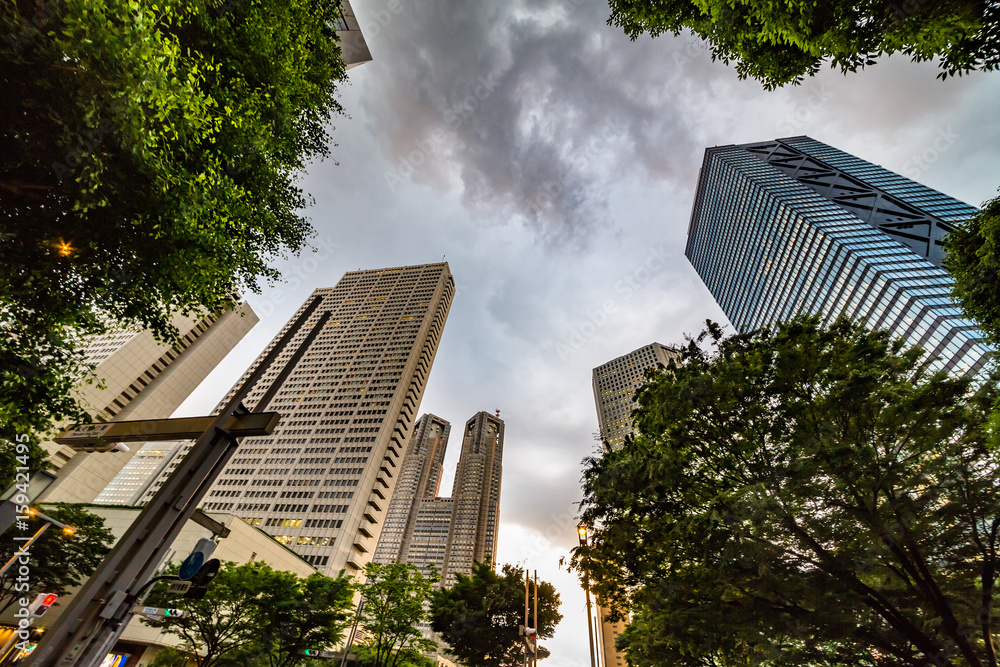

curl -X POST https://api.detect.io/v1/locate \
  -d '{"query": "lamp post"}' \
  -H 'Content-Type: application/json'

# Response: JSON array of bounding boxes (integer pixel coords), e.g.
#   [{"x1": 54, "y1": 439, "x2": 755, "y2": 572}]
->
[
  {"x1": 0, "y1": 508, "x2": 74, "y2": 577},
  {"x1": 578, "y1": 524, "x2": 597, "y2": 667}
]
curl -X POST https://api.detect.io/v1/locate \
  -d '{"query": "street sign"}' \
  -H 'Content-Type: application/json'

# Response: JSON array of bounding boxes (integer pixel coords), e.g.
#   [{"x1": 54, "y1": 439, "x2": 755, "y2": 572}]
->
[
  {"x1": 179, "y1": 539, "x2": 218, "y2": 580},
  {"x1": 132, "y1": 606, "x2": 184, "y2": 618},
  {"x1": 302, "y1": 650, "x2": 357, "y2": 659},
  {"x1": 166, "y1": 581, "x2": 192, "y2": 594},
  {"x1": 54, "y1": 412, "x2": 281, "y2": 450}
]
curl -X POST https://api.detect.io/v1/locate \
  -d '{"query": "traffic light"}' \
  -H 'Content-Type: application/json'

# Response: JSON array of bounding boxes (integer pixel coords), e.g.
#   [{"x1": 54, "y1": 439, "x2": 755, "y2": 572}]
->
[
  {"x1": 179, "y1": 538, "x2": 218, "y2": 580},
  {"x1": 304, "y1": 649, "x2": 319, "y2": 656},
  {"x1": 28, "y1": 593, "x2": 58, "y2": 617},
  {"x1": 183, "y1": 558, "x2": 221, "y2": 600},
  {"x1": 520, "y1": 625, "x2": 537, "y2": 654}
]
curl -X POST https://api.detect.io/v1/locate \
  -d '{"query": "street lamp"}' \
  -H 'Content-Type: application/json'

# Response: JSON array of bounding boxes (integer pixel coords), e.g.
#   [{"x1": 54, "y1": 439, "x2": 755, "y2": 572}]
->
[
  {"x1": 578, "y1": 524, "x2": 597, "y2": 667},
  {"x1": 0, "y1": 508, "x2": 76, "y2": 577}
]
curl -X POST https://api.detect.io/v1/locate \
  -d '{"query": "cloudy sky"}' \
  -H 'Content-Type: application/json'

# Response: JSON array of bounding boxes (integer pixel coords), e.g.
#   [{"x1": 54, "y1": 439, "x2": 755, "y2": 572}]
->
[{"x1": 176, "y1": 0, "x2": 1000, "y2": 663}]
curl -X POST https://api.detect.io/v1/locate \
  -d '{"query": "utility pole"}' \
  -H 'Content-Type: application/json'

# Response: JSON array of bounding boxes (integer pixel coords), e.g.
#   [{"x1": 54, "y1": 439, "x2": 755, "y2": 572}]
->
[
  {"x1": 25, "y1": 297, "x2": 329, "y2": 667},
  {"x1": 533, "y1": 569, "x2": 538, "y2": 667},
  {"x1": 524, "y1": 571, "x2": 530, "y2": 667},
  {"x1": 578, "y1": 524, "x2": 597, "y2": 667}
]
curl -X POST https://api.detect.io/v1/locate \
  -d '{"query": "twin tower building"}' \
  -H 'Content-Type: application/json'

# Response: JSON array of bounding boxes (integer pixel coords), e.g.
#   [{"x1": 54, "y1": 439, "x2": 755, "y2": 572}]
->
[{"x1": 43, "y1": 262, "x2": 501, "y2": 583}]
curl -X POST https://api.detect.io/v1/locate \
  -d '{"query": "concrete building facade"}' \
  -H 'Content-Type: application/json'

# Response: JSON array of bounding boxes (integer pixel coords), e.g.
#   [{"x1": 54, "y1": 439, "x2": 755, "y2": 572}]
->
[
  {"x1": 592, "y1": 342, "x2": 676, "y2": 451},
  {"x1": 141, "y1": 263, "x2": 455, "y2": 576},
  {"x1": 373, "y1": 411, "x2": 504, "y2": 587},
  {"x1": 93, "y1": 441, "x2": 184, "y2": 506},
  {"x1": 335, "y1": 1, "x2": 373, "y2": 69},
  {"x1": 39, "y1": 303, "x2": 258, "y2": 504}
]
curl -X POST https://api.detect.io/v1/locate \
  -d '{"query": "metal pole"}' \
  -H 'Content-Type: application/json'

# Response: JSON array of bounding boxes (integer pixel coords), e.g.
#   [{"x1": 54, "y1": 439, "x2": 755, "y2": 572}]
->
[
  {"x1": 584, "y1": 574, "x2": 597, "y2": 667},
  {"x1": 339, "y1": 598, "x2": 364, "y2": 667},
  {"x1": 26, "y1": 298, "x2": 327, "y2": 667},
  {"x1": 533, "y1": 570, "x2": 538, "y2": 667},
  {"x1": 596, "y1": 600, "x2": 609, "y2": 667},
  {"x1": 524, "y1": 570, "x2": 529, "y2": 667},
  {"x1": 0, "y1": 523, "x2": 49, "y2": 578}
]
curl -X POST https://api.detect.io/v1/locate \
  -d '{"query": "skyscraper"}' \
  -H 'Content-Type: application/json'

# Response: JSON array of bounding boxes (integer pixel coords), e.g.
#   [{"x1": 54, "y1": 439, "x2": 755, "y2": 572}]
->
[
  {"x1": 685, "y1": 136, "x2": 991, "y2": 377},
  {"x1": 142, "y1": 263, "x2": 455, "y2": 575},
  {"x1": 39, "y1": 303, "x2": 258, "y2": 503},
  {"x1": 592, "y1": 343, "x2": 677, "y2": 667},
  {"x1": 94, "y1": 441, "x2": 183, "y2": 506},
  {"x1": 592, "y1": 343, "x2": 677, "y2": 451},
  {"x1": 334, "y1": 1, "x2": 373, "y2": 69},
  {"x1": 373, "y1": 411, "x2": 504, "y2": 587}
]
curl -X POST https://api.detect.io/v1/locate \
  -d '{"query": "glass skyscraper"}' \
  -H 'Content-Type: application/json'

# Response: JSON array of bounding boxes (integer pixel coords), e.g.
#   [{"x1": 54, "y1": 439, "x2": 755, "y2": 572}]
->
[{"x1": 685, "y1": 136, "x2": 992, "y2": 377}]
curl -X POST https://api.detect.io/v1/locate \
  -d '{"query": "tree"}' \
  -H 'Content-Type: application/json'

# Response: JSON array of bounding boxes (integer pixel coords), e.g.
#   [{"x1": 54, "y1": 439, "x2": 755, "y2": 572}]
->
[
  {"x1": 606, "y1": 0, "x2": 1000, "y2": 89},
  {"x1": 572, "y1": 315, "x2": 1000, "y2": 666},
  {"x1": 430, "y1": 562, "x2": 563, "y2": 667},
  {"x1": 944, "y1": 191, "x2": 1000, "y2": 348},
  {"x1": 357, "y1": 562, "x2": 438, "y2": 667},
  {"x1": 0, "y1": 504, "x2": 115, "y2": 613},
  {"x1": 0, "y1": 0, "x2": 348, "y2": 460},
  {"x1": 144, "y1": 561, "x2": 355, "y2": 667},
  {"x1": 354, "y1": 644, "x2": 435, "y2": 667},
  {"x1": 242, "y1": 570, "x2": 355, "y2": 667}
]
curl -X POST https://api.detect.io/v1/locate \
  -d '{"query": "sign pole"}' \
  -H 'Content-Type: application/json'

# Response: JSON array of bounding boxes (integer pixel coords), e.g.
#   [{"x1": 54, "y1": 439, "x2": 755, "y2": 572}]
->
[{"x1": 25, "y1": 298, "x2": 329, "y2": 667}]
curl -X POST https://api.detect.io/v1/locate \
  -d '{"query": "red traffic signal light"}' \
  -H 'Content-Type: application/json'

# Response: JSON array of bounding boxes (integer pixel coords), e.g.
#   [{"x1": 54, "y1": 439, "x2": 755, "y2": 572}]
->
[{"x1": 42, "y1": 594, "x2": 58, "y2": 606}]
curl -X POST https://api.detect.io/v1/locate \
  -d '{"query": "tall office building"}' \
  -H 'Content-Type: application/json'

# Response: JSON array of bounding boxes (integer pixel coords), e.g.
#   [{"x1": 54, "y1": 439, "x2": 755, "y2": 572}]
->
[
  {"x1": 142, "y1": 263, "x2": 455, "y2": 575},
  {"x1": 94, "y1": 441, "x2": 183, "y2": 506},
  {"x1": 39, "y1": 303, "x2": 258, "y2": 503},
  {"x1": 592, "y1": 343, "x2": 677, "y2": 451},
  {"x1": 334, "y1": 1, "x2": 373, "y2": 69},
  {"x1": 592, "y1": 343, "x2": 677, "y2": 667},
  {"x1": 372, "y1": 411, "x2": 504, "y2": 586},
  {"x1": 685, "y1": 136, "x2": 992, "y2": 376}
]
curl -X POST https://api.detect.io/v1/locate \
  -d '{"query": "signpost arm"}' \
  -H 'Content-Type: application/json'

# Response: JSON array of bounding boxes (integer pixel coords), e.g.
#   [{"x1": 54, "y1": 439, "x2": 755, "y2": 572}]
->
[{"x1": 26, "y1": 298, "x2": 328, "y2": 667}]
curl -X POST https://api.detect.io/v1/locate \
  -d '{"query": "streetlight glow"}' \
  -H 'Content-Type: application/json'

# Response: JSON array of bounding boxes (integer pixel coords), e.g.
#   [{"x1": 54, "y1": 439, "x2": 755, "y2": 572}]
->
[
  {"x1": 577, "y1": 523, "x2": 588, "y2": 545},
  {"x1": 54, "y1": 240, "x2": 73, "y2": 257}
]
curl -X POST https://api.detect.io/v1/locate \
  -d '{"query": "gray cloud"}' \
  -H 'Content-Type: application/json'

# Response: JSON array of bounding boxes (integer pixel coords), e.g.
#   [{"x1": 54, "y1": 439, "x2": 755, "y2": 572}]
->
[{"x1": 355, "y1": 0, "x2": 723, "y2": 250}]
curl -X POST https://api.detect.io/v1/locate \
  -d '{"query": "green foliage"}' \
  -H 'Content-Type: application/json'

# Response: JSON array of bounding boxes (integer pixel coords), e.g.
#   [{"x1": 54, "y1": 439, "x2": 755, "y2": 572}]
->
[
  {"x1": 607, "y1": 0, "x2": 1000, "y2": 89},
  {"x1": 143, "y1": 561, "x2": 354, "y2": 667},
  {"x1": 0, "y1": 0, "x2": 348, "y2": 455},
  {"x1": 430, "y1": 562, "x2": 562, "y2": 667},
  {"x1": 146, "y1": 645, "x2": 196, "y2": 667},
  {"x1": 354, "y1": 644, "x2": 435, "y2": 667},
  {"x1": 0, "y1": 504, "x2": 115, "y2": 613},
  {"x1": 943, "y1": 190, "x2": 1000, "y2": 347},
  {"x1": 573, "y1": 315, "x2": 1000, "y2": 666},
  {"x1": 358, "y1": 562, "x2": 438, "y2": 667}
]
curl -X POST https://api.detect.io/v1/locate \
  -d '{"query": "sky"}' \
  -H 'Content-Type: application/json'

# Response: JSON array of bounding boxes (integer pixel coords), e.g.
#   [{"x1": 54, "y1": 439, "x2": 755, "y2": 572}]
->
[{"x1": 175, "y1": 1, "x2": 1000, "y2": 664}]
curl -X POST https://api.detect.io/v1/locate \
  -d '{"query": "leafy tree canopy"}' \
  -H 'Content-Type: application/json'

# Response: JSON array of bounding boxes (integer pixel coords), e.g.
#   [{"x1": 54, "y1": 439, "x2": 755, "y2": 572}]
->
[
  {"x1": 0, "y1": 504, "x2": 114, "y2": 613},
  {"x1": 573, "y1": 315, "x2": 1000, "y2": 666},
  {"x1": 143, "y1": 560, "x2": 354, "y2": 667},
  {"x1": 358, "y1": 561, "x2": 438, "y2": 667},
  {"x1": 607, "y1": 0, "x2": 1000, "y2": 89},
  {"x1": 0, "y1": 0, "x2": 348, "y2": 462},
  {"x1": 944, "y1": 190, "x2": 1000, "y2": 348},
  {"x1": 430, "y1": 562, "x2": 562, "y2": 667}
]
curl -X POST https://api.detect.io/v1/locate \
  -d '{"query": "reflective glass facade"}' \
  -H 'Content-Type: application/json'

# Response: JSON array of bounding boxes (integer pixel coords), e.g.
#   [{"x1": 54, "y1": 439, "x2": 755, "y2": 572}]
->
[{"x1": 685, "y1": 137, "x2": 992, "y2": 377}]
